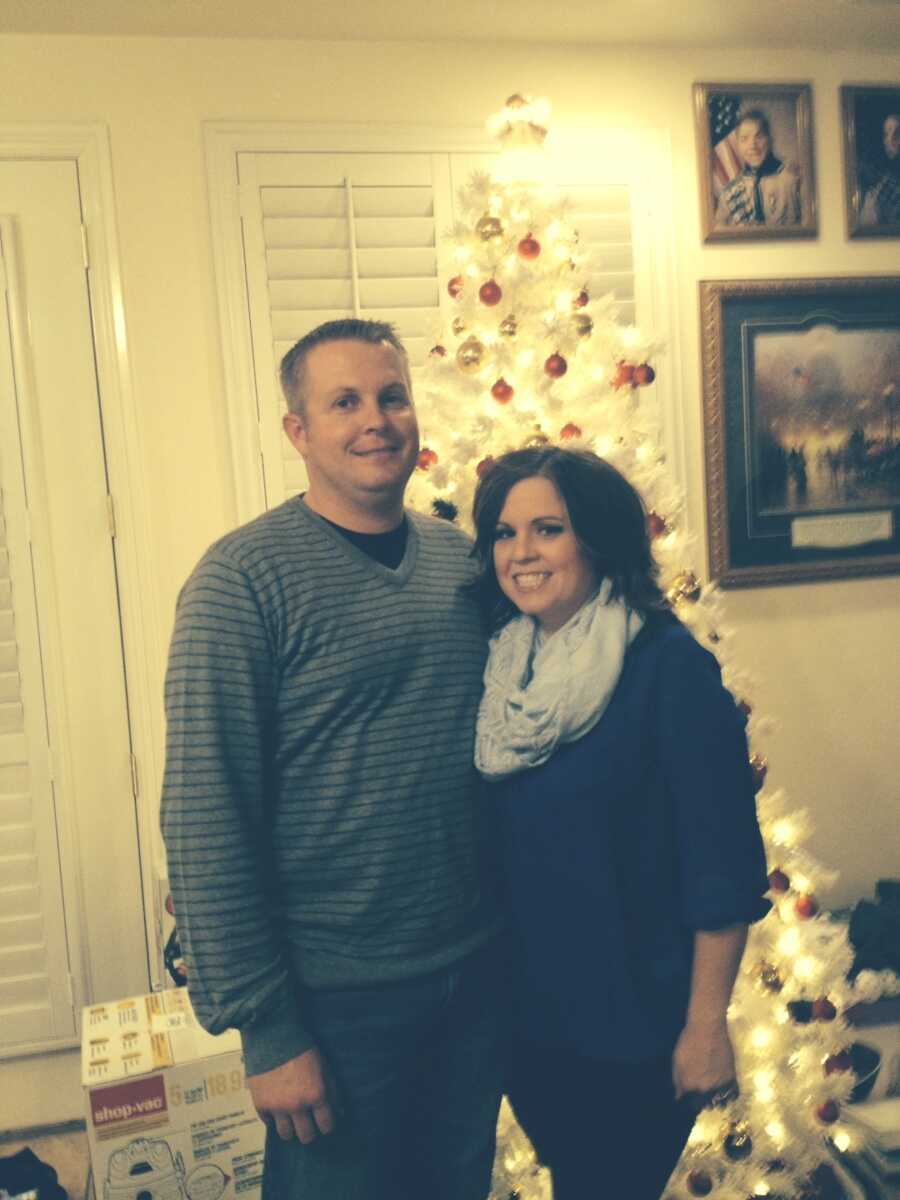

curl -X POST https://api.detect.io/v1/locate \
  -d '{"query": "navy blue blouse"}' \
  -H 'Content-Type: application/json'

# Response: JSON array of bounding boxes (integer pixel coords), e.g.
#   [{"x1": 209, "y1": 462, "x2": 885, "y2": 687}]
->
[{"x1": 488, "y1": 619, "x2": 770, "y2": 1063}]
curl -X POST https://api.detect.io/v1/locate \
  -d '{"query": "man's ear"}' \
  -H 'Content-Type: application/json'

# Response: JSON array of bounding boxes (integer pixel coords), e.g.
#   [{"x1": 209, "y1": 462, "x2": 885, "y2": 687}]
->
[{"x1": 283, "y1": 411, "x2": 307, "y2": 457}]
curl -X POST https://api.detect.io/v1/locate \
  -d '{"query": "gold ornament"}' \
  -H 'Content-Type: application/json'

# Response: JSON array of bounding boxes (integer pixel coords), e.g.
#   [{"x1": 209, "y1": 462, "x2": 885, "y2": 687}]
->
[
  {"x1": 498, "y1": 314, "x2": 518, "y2": 338},
  {"x1": 456, "y1": 336, "x2": 485, "y2": 375},
  {"x1": 666, "y1": 570, "x2": 702, "y2": 606},
  {"x1": 451, "y1": 316, "x2": 467, "y2": 337},
  {"x1": 475, "y1": 214, "x2": 503, "y2": 242},
  {"x1": 573, "y1": 313, "x2": 593, "y2": 339},
  {"x1": 523, "y1": 425, "x2": 550, "y2": 448},
  {"x1": 753, "y1": 960, "x2": 784, "y2": 994}
]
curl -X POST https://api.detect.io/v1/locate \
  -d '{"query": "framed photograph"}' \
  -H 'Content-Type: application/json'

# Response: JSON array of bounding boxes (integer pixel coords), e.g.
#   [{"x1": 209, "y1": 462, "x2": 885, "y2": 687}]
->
[
  {"x1": 694, "y1": 82, "x2": 817, "y2": 242},
  {"x1": 841, "y1": 85, "x2": 900, "y2": 238},
  {"x1": 700, "y1": 277, "x2": 900, "y2": 587}
]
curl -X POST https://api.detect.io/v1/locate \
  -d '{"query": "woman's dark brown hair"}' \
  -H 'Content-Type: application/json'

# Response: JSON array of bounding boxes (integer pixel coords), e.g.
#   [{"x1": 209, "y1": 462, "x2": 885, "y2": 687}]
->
[{"x1": 470, "y1": 447, "x2": 671, "y2": 633}]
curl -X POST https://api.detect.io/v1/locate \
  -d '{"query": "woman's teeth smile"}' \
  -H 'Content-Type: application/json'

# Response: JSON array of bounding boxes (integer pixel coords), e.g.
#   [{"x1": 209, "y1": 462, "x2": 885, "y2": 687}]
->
[{"x1": 513, "y1": 572, "x2": 550, "y2": 592}]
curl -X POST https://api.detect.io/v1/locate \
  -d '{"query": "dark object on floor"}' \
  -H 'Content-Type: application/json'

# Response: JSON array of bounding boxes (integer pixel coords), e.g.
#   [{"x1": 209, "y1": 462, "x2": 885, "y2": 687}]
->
[
  {"x1": 0, "y1": 1146, "x2": 68, "y2": 1199},
  {"x1": 848, "y1": 878, "x2": 900, "y2": 978},
  {"x1": 164, "y1": 925, "x2": 188, "y2": 987}
]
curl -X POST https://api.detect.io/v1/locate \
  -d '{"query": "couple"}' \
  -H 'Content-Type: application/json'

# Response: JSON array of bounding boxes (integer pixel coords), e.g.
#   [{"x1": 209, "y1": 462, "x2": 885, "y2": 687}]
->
[{"x1": 160, "y1": 319, "x2": 769, "y2": 1200}]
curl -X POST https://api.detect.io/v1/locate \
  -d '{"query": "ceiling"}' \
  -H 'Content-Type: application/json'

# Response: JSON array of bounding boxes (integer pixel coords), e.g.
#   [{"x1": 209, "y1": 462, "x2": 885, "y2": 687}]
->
[{"x1": 2, "y1": 0, "x2": 900, "y2": 49}]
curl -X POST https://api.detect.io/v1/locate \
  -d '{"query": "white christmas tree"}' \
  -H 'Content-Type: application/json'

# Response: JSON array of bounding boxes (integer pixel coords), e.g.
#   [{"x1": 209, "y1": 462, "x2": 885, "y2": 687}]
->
[{"x1": 407, "y1": 95, "x2": 899, "y2": 1200}]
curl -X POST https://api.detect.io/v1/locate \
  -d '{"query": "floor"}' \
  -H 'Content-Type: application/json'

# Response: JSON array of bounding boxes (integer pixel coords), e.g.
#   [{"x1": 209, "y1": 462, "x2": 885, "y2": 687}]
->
[{"x1": 0, "y1": 1123, "x2": 91, "y2": 1199}]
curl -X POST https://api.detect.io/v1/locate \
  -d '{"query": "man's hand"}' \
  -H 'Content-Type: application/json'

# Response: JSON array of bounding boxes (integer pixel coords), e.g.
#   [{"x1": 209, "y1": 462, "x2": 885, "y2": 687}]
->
[
  {"x1": 247, "y1": 1047, "x2": 340, "y2": 1143},
  {"x1": 671, "y1": 1019, "x2": 737, "y2": 1101}
]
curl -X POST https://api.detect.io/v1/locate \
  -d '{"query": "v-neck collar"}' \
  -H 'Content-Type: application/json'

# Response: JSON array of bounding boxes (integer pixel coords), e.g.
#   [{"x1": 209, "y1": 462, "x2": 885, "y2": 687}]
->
[{"x1": 292, "y1": 497, "x2": 419, "y2": 586}]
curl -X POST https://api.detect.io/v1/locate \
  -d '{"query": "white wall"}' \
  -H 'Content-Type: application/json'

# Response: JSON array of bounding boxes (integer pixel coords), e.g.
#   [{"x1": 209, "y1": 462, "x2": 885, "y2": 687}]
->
[{"x1": 0, "y1": 31, "x2": 897, "y2": 1123}]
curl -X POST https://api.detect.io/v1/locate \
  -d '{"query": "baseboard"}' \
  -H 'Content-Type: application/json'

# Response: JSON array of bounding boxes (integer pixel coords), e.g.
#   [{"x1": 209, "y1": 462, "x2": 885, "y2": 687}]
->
[{"x1": 0, "y1": 1118, "x2": 87, "y2": 1145}]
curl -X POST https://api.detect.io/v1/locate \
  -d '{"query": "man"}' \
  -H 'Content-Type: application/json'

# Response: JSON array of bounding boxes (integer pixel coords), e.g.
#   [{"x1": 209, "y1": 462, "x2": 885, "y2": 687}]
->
[
  {"x1": 861, "y1": 112, "x2": 900, "y2": 226},
  {"x1": 161, "y1": 319, "x2": 504, "y2": 1200},
  {"x1": 715, "y1": 108, "x2": 802, "y2": 227}
]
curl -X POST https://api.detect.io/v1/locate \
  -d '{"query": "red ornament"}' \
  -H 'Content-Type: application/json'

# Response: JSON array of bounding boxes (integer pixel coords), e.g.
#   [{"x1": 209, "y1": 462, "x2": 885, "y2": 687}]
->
[
  {"x1": 574, "y1": 289, "x2": 590, "y2": 308},
  {"x1": 812, "y1": 997, "x2": 837, "y2": 1022},
  {"x1": 768, "y1": 868, "x2": 790, "y2": 894},
  {"x1": 479, "y1": 279, "x2": 503, "y2": 306},
  {"x1": 476, "y1": 456, "x2": 496, "y2": 480},
  {"x1": 517, "y1": 233, "x2": 541, "y2": 259},
  {"x1": 448, "y1": 275, "x2": 464, "y2": 299},
  {"x1": 430, "y1": 344, "x2": 447, "y2": 357},
  {"x1": 164, "y1": 893, "x2": 176, "y2": 916},
  {"x1": 824, "y1": 1050, "x2": 853, "y2": 1075},
  {"x1": 613, "y1": 361, "x2": 635, "y2": 389},
  {"x1": 750, "y1": 754, "x2": 768, "y2": 792},
  {"x1": 491, "y1": 378, "x2": 514, "y2": 404},
  {"x1": 795, "y1": 894, "x2": 819, "y2": 920},
  {"x1": 544, "y1": 353, "x2": 568, "y2": 378},
  {"x1": 633, "y1": 363, "x2": 656, "y2": 386},
  {"x1": 647, "y1": 512, "x2": 668, "y2": 539},
  {"x1": 686, "y1": 1170, "x2": 713, "y2": 1197},
  {"x1": 559, "y1": 423, "x2": 582, "y2": 440},
  {"x1": 417, "y1": 447, "x2": 438, "y2": 471},
  {"x1": 815, "y1": 1100, "x2": 840, "y2": 1124}
]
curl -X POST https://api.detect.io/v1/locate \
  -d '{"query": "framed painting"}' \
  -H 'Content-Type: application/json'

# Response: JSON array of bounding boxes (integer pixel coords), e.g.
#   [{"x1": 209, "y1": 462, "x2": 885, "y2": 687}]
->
[
  {"x1": 694, "y1": 83, "x2": 817, "y2": 242},
  {"x1": 841, "y1": 84, "x2": 900, "y2": 238},
  {"x1": 701, "y1": 276, "x2": 900, "y2": 587}
]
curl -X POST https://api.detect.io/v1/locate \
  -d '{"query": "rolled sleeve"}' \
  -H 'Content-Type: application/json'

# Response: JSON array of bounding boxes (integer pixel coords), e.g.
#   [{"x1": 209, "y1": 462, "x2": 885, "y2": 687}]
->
[{"x1": 657, "y1": 632, "x2": 771, "y2": 932}]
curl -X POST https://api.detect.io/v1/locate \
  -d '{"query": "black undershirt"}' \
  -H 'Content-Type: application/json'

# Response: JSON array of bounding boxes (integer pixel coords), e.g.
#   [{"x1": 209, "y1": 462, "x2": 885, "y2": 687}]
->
[{"x1": 320, "y1": 512, "x2": 409, "y2": 570}]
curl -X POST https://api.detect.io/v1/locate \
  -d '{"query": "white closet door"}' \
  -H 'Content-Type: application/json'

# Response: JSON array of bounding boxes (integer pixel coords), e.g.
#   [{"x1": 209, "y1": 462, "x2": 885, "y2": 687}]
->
[
  {"x1": 0, "y1": 160, "x2": 147, "y2": 1061},
  {"x1": 0, "y1": 223, "x2": 75, "y2": 1046}
]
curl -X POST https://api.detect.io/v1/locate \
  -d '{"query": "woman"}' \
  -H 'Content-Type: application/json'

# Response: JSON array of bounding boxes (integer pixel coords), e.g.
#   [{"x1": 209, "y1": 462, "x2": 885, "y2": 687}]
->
[
  {"x1": 472, "y1": 448, "x2": 770, "y2": 1200},
  {"x1": 715, "y1": 108, "x2": 801, "y2": 227}
]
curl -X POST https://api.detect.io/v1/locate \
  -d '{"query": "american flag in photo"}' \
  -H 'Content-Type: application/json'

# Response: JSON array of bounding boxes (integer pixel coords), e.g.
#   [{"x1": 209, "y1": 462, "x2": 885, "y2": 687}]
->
[{"x1": 709, "y1": 93, "x2": 744, "y2": 195}]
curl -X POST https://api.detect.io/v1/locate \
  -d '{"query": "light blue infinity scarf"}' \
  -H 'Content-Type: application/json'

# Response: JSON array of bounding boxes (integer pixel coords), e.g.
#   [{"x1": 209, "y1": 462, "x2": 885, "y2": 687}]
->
[{"x1": 475, "y1": 580, "x2": 644, "y2": 781}]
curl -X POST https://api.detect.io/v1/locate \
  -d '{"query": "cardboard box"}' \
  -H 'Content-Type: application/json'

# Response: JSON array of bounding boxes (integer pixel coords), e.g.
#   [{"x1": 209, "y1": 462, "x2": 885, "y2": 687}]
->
[{"x1": 82, "y1": 988, "x2": 265, "y2": 1200}]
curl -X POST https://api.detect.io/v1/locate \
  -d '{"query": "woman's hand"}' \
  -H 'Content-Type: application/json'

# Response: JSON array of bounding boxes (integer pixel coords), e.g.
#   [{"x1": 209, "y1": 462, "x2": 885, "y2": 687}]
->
[{"x1": 672, "y1": 1019, "x2": 737, "y2": 1102}]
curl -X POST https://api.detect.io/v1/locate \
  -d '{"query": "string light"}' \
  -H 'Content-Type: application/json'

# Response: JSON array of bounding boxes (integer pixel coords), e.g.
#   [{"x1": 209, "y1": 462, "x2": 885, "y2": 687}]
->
[
  {"x1": 751, "y1": 1026, "x2": 773, "y2": 1049},
  {"x1": 754, "y1": 1070, "x2": 775, "y2": 1101},
  {"x1": 794, "y1": 955, "x2": 817, "y2": 980},
  {"x1": 770, "y1": 818, "x2": 797, "y2": 846},
  {"x1": 833, "y1": 1129, "x2": 852, "y2": 1153},
  {"x1": 778, "y1": 928, "x2": 800, "y2": 956},
  {"x1": 765, "y1": 1120, "x2": 786, "y2": 1144}
]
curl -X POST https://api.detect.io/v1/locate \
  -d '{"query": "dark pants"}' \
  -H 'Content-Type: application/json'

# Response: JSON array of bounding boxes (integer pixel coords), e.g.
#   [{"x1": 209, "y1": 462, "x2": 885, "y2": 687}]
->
[
  {"x1": 506, "y1": 1041, "x2": 695, "y2": 1200},
  {"x1": 263, "y1": 939, "x2": 506, "y2": 1200}
]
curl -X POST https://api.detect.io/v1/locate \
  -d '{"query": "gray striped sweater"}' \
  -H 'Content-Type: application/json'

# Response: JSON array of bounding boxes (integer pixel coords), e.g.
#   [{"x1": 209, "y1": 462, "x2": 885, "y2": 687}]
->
[{"x1": 160, "y1": 498, "x2": 501, "y2": 1075}]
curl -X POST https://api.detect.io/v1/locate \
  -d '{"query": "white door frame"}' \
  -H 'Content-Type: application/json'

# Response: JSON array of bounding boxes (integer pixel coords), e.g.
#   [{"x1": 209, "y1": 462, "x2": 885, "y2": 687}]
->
[{"x1": 0, "y1": 124, "x2": 163, "y2": 1017}]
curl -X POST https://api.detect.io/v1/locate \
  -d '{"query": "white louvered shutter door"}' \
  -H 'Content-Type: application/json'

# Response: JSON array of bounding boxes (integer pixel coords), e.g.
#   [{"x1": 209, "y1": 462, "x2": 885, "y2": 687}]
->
[
  {"x1": 0, "y1": 224, "x2": 75, "y2": 1049},
  {"x1": 237, "y1": 152, "x2": 452, "y2": 507}
]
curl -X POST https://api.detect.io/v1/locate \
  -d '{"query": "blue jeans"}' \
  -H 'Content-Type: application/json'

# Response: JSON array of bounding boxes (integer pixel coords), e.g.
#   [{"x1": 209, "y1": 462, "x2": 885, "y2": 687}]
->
[{"x1": 262, "y1": 938, "x2": 506, "y2": 1200}]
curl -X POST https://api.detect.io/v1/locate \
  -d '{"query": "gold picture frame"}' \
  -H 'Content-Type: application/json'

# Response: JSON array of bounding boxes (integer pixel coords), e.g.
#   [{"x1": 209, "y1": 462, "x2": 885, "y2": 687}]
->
[
  {"x1": 694, "y1": 82, "x2": 818, "y2": 243},
  {"x1": 701, "y1": 276, "x2": 900, "y2": 587}
]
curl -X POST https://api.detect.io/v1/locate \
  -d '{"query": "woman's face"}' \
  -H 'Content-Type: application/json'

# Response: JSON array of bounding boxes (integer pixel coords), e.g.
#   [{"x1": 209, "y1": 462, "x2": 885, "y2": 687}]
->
[
  {"x1": 736, "y1": 119, "x2": 770, "y2": 169},
  {"x1": 492, "y1": 475, "x2": 598, "y2": 634}
]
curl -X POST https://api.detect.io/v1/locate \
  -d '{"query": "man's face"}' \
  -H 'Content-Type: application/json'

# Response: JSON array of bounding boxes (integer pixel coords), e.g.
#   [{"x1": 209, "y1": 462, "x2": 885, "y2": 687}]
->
[
  {"x1": 884, "y1": 116, "x2": 900, "y2": 160},
  {"x1": 736, "y1": 119, "x2": 770, "y2": 169},
  {"x1": 283, "y1": 339, "x2": 419, "y2": 519}
]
